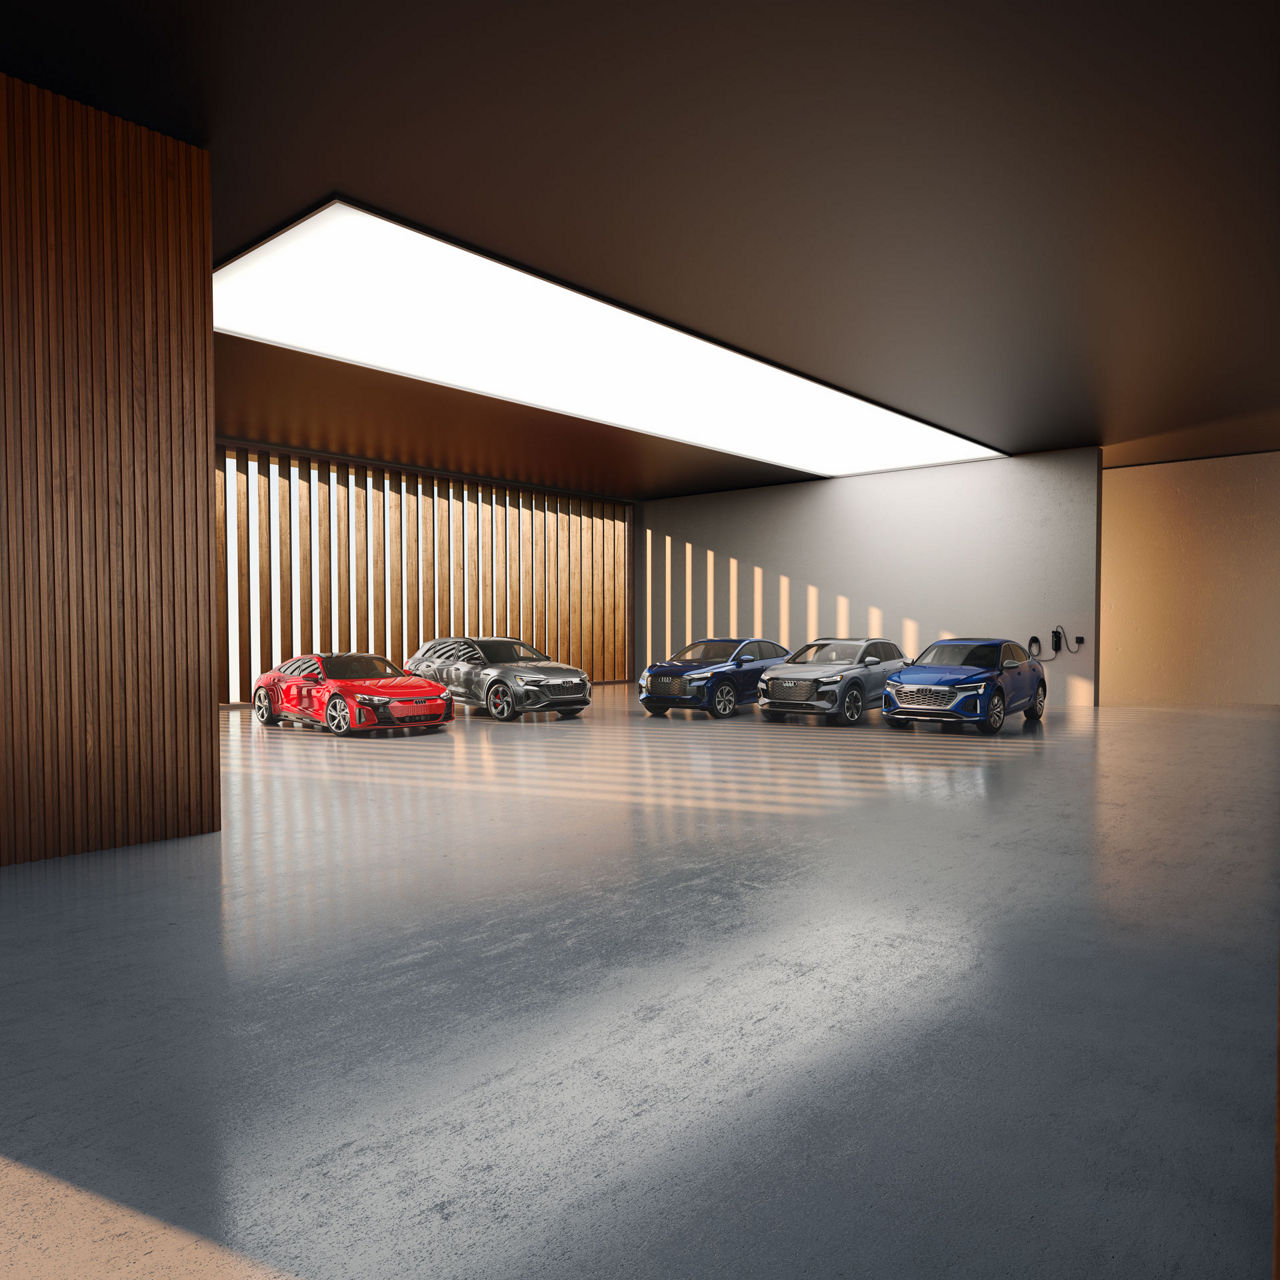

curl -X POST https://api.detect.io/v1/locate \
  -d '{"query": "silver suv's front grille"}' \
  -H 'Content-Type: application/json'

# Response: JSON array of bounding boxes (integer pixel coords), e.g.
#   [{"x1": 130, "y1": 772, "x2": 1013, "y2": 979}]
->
[
  {"x1": 649, "y1": 676, "x2": 688, "y2": 696},
  {"x1": 895, "y1": 685, "x2": 957, "y2": 709},
  {"x1": 767, "y1": 677, "x2": 818, "y2": 701}
]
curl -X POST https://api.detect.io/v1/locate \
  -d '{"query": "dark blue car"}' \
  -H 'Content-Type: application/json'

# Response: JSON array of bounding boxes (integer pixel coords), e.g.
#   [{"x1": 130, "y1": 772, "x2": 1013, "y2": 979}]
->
[
  {"x1": 882, "y1": 638, "x2": 1046, "y2": 734},
  {"x1": 638, "y1": 638, "x2": 790, "y2": 718}
]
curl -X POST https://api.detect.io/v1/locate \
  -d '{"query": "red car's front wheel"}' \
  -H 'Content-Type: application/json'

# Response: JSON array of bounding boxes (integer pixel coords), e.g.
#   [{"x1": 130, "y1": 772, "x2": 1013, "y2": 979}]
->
[
  {"x1": 325, "y1": 696, "x2": 353, "y2": 736},
  {"x1": 254, "y1": 688, "x2": 278, "y2": 726}
]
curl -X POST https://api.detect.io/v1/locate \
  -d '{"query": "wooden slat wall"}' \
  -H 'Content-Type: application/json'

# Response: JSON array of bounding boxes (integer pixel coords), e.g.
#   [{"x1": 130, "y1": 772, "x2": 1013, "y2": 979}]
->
[
  {"x1": 1, "y1": 74, "x2": 218, "y2": 865},
  {"x1": 213, "y1": 447, "x2": 633, "y2": 696}
]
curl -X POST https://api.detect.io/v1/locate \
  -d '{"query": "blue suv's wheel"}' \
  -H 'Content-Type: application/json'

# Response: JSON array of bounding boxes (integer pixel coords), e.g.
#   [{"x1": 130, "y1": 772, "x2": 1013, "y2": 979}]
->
[
  {"x1": 709, "y1": 682, "x2": 738, "y2": 718},
  {"x1": 1025, "y1": 682, "x2": 1046, "y2": 721},
  {"x1": 977, "y1": 688, "x2": 1006, "y2": 735}
]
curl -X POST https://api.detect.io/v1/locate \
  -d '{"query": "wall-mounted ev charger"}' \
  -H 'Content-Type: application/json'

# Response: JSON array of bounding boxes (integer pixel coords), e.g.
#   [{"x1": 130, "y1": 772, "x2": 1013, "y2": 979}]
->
[{"x1": 1027, "y1": 629, "x2": 1086, "y2": 661}]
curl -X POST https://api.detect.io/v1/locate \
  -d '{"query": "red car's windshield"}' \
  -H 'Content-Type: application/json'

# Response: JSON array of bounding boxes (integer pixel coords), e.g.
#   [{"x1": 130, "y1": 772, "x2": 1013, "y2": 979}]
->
[{"x1": 322, "y1": 654, "x2": 403, "y2": 680}]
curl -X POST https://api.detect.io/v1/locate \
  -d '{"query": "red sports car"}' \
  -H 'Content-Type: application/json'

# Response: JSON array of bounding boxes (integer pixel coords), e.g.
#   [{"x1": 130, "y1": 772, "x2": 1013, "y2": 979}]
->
[{"x1": 253, "y1": 652, "x2": 454, "y2": 735}]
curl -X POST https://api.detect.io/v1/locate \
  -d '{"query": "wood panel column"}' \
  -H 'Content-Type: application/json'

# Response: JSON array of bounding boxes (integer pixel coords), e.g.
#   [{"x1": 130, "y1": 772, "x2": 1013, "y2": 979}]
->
[{"x1": 1, "y1": 74, "x2": 218, "y2": 863}]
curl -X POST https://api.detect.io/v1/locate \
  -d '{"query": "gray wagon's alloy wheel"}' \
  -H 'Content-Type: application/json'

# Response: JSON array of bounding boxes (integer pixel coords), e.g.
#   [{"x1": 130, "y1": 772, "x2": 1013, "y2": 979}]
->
[
  {"x1": 709, "y1": 682, "x2": 738, "y2": 718},
  {"x1": 977, "y1": 689, "x2": 1006, "y2": 735},
  {"x1": 834, "y1": 685, "x2": 863, "y2": 726},
  {"x1": 325, "y1": 696, "x2": 352, "y2": 736},
  {"x1": 645, "y1": 705, "x2": 669, "y2": 716},
  {"x1": 1025, "y1": 682, "x2": 1047, "y2": 721},
  {"x1": 254, "y1": 688, "x2": 278, "y2": 725},
  {"x1": 487, "y1": 682, "x2": 519, "y2": 721}
]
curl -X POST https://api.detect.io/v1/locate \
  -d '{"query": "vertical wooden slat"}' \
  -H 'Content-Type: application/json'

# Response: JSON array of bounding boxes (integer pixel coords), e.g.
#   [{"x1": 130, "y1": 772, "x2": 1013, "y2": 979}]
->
[
  {"x1": 451, "y1": 481, "x2": 466, "y2": 634},
  {"x1": 388, "y1": 471, "x2": 402, "y2": 665},
  {"x1": 532, "y1": 492, "x2": 546, "y2": 650},
  {"x1": 422, "y1": 475, "x2": 436, "y2": 640},
  {"x1": 370, "y1": 466, "x2": 386, "y2": 656},
  {"x1": 236, "y1": 450, "x2": 251, "y2": 697},
  {"x1": 558, "y1": 499, "x2": 571, "y2": 666},
  {"x1": 545, "y1": 495, "x2": 559, "y2": 662},
  {"x1": 465, "y1": 482, "x2": 479, "y2": 635},
  {"x1": 603, "y1": 505, "x2": 615, "y2": 681},
  {"x1": 257, "y1": 452, "x2": 273, "y2": 673},
  {"x1": 506, "y1": 488, "x2": 520, "y2": 639},
  {"x1": 278, "y1": 453, "x2": 293, "y2": 661},
  {"x1": 353, "y1": 464, "x2": 369, "y2": 651},
  {"x1": 492, "y1": 487, "x2": 507, "y2": 636},
  {"x1": 616, "y1": 505, "x2": 629, "y2": 681},
  {"x1": 404, "y1": 475, "x2": 420, "y2": 655},
  {"x1": 477, "y1": 483, "x2": 491, "y2": 636},
  {"x1": 298, "y1": 457, "x2": 312, "y2": 655},
  {"x1": 436, "y1": 478, "x2": 451, "y2": 636},
  {"x1": 581, "y1": 497, "x2": 595, "y2": 680},
  {"x1": 335, "y1": 463, "x2": 351, "y2": 651},
  {"x1": 215, "y1": 451, "x2": 228, "y2": 699},
  {"x1": 317, "y1": 460, "x2": 331, "y2": 652},
  {"x1": 568, "y1": 497, "x2": 582, "y2": 670},
  {"x1": 520, "y1": 490, "x2": 534, "y2": 643}
]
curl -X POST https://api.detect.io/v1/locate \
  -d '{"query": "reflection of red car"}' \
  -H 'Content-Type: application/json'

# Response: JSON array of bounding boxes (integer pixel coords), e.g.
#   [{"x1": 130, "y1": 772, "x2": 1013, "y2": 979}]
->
[{"x1": 253, "y1": 652, "x2": 454, "y2": 736}]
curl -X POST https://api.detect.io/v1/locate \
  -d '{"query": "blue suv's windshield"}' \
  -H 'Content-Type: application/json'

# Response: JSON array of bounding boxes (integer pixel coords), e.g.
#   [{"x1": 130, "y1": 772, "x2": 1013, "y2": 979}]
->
[
  {"x1": 917, "y1": 642, "x2": 999, "y2": 668},
  {"x1": 671, "y1": 641, "x2": 737, "y2": 662}
]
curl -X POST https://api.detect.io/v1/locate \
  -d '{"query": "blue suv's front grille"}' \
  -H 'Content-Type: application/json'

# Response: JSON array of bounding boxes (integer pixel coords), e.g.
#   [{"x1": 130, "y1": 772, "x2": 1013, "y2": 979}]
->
[
  {"x1": 895, "y1": 686, "x2": 957, "y2": 709},
  {"x1": 649, "y1": 676, "x2": 688, "y2": 696}
]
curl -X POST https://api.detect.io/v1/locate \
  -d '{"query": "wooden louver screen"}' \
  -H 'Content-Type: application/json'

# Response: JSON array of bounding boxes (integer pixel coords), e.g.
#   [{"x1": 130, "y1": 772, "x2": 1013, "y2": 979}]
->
[{"x1": 215, "y1": 448, "x2": 633, "y2": 701}]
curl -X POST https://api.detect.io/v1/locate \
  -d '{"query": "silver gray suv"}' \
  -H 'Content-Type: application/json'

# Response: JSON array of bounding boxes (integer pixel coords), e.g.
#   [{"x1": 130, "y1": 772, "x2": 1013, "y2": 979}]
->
[
  {"x1": 408, "y1": 636, "x2": 591, "y2": 721},
  {"x1": 757, "y1": 637, "x2": 906, "y2": 725}
]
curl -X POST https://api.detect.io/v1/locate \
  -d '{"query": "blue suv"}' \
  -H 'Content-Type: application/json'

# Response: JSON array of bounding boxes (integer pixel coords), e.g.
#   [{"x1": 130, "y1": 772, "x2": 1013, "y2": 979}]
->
[
  {"x1": 638, "y1": 638, "x2": 790, "y2": 718},
  {"x1": 882, "y1": 638, "x2": 1046, "y2": 734}
]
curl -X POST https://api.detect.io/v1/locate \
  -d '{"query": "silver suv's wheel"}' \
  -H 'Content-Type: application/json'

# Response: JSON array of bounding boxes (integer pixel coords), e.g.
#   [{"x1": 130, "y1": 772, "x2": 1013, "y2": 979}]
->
[
  {"x1": 831, "y1": 685, "x2": 863, "y2": 726},
  {"x1": 709, "y1": 682, "x2": 738, "y2": 718},
  {"x1": 325, "y1": 696, "x2": 352, "y2": 736}
]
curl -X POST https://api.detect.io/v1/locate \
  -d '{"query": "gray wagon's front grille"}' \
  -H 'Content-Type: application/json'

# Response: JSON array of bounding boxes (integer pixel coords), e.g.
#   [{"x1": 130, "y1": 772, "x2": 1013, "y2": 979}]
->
[
  {"x1": 767, "y1": 677, "x2": 818, "y2": 701},
  {"x1": 548, "y1": 680, "x2": 586, "y2": 698},
  {"x1": 648, "y1": 676, "x2": 688, "y2": 696},
  {"x1": 895, "y1": 685, "x2": 957, "y2": 709}
]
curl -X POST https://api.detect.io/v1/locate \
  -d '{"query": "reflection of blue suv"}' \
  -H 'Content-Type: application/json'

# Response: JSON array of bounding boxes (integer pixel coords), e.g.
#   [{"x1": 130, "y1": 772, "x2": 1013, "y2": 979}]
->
[
  {"x1": 638, "y1": 638, "x2": 790, "y2": 718},
  {"x1": 882, "y1": 638, "x2": 1046, "y2": 734}
]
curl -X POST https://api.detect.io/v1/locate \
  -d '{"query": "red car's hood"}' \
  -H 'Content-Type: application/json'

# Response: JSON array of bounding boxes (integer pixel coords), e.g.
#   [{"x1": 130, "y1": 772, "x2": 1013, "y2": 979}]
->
[{"x1": 331, "y1": 674, "x2": 447, "y2": 697}]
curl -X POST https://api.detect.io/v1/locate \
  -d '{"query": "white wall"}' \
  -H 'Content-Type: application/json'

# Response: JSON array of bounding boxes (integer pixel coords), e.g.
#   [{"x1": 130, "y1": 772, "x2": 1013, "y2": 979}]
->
[
  {"x1": 1101, "y1": 451, "x2": 1280, "y2": 706},
  {"x1": 636, "y1": 448, "x2": 1100, "y2": 708}
]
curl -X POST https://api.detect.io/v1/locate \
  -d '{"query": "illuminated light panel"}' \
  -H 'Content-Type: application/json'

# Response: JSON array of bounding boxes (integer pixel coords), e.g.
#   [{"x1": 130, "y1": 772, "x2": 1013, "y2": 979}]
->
[{"x1": 213, "y1": 202, "x2": 999, "y2": 477}]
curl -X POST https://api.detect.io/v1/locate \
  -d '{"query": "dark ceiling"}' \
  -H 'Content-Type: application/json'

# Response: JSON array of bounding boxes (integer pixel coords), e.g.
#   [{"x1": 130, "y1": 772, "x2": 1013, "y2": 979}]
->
[{"x1": 7, "y1": 0, "x2": 1279, "y2": 467}]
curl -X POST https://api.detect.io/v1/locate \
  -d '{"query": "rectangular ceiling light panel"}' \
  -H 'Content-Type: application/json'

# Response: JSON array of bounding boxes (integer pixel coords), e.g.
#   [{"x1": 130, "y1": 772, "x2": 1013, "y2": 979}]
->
[{"x1": 212, "y1": 202, "x2": 997, "y2": 476}]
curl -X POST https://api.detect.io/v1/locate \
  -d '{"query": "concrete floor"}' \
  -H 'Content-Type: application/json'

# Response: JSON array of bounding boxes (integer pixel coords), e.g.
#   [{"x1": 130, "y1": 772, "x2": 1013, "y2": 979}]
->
[{"x1": 1, "y1": 689, "x2": 1276, "y2": 1278}]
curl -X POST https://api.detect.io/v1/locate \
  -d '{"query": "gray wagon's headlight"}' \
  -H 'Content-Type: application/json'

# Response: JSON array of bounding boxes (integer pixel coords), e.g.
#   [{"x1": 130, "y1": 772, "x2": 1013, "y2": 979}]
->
[
  {"x1": 355, "y1": 694, "x2": 390, "y2": 705},
  {"x1": 515, "y1": 675, "x2": 544, "y2": 686}
]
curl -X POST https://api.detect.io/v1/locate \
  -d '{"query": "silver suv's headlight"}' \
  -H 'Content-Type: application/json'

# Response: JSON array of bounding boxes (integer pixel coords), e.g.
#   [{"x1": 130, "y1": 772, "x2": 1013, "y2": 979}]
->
[{"x1": 817, "y1": 674, "x2": 842, "y2": 684}]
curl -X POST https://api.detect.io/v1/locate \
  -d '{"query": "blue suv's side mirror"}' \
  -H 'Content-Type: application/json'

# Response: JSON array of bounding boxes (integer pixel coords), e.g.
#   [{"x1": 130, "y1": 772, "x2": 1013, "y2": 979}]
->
[{"x1": 1002, "y1": 659, "x2": 1019, "y2": 669}]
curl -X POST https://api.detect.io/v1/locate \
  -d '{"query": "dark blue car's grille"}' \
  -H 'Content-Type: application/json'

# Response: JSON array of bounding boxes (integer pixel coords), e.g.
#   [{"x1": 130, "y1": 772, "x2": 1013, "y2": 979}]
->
[
  {"x1": 767, "y1": 677, "x2": 818, "y2": 701},
  {"x1": 649, "y1": 676, "x2": 688, "y2": 696},
  {"x1": 895, "y1": 686, "x2": 957, "y2": 709}
]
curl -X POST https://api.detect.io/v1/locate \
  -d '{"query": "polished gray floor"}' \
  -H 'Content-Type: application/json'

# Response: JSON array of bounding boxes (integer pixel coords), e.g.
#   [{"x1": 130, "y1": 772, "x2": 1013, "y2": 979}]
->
[{"x1": 2, "y1": 690, "x2": 1277, "y2": 1278}]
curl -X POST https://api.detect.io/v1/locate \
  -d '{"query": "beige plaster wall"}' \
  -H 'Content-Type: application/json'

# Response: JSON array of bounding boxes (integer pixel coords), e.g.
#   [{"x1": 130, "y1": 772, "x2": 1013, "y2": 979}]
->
[{"x1": 1100, "y1": 452, "x2": 1280, "y2": 705}]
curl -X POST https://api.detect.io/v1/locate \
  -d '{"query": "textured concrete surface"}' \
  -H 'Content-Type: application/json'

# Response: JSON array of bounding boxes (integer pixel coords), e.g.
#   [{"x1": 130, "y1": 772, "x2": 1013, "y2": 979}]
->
[{"x1": 1, "y1": 690, "x2": 1276, "y2": 1278}]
